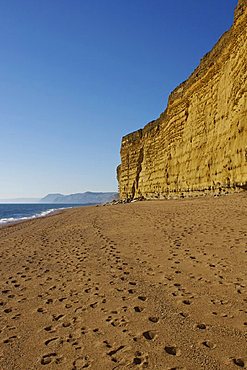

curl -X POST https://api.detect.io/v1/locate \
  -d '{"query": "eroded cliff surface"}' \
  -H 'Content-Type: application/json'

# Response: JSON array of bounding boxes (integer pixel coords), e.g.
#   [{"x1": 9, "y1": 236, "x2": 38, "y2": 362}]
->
[{"x1": 117, "y1": 1, "x2": 247, "y2": 200}]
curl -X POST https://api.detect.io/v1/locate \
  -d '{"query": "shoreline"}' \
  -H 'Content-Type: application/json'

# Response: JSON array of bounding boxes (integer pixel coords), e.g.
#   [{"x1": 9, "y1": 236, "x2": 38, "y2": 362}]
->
[
  {"x1": 1, "y1": 191, "x2": 245, "y2": 230},
  {"x1": 0, "y1": 204, "x2": 95, "y2": 230},
  {"x1": 0, "y1": 207, "x2": 68, "y2": 229},
  {"x1": 0, "y1": 193, "x2": 246, "y2": 369}
]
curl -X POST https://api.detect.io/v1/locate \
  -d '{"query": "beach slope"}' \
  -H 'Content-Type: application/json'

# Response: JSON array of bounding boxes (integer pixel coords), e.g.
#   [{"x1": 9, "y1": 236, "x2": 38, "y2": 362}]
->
[{"x1": 0, "y1": 194, "x2": 246, "y2": 369}]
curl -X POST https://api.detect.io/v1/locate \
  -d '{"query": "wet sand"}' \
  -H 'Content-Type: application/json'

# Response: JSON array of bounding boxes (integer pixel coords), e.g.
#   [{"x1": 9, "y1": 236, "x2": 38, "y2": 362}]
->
[{"x1": 0, "y1": 194, "x2": 246, "y2": 369}]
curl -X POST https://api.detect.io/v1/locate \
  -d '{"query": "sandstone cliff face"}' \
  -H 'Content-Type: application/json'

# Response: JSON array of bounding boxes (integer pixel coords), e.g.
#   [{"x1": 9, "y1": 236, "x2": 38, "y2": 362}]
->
[{"x1": 117, "y1": 1, "x2": 247, "y2": 200}]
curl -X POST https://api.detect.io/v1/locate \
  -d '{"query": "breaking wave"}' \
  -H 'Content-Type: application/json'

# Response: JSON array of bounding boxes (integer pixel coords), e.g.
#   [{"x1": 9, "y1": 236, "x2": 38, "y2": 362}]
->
[{"x1": 0, "y1": 207, "x2": 68, "y2": 225}]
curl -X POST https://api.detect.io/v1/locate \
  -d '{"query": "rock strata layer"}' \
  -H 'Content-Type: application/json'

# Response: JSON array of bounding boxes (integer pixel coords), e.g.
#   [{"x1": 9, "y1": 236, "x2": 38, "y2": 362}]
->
[{"x1": 117, "y1": 1, "x2": 247, "y2": 200}]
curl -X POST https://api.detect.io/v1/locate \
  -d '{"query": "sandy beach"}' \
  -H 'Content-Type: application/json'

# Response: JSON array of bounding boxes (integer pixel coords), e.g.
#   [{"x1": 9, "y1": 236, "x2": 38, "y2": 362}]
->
[{"x1": 0, "y1": 194, "x2": 246, "y2": 370}]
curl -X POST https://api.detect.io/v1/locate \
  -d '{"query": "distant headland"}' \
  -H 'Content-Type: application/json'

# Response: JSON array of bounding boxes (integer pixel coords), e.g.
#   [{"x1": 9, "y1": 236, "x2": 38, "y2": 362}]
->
[{"x1": 0, "y1": 191, "x2": 118, "y2": 204}]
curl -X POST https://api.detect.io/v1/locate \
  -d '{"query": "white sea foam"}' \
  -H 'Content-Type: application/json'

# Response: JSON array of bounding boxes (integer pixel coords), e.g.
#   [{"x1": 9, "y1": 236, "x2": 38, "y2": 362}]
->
[{"x1": 0, "y1": 207, "x2": 69, "y2": 225}]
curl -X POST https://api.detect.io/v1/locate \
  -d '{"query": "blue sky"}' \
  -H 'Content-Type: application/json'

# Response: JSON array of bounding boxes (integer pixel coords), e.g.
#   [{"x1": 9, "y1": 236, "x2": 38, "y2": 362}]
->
[{"x1": 0, "y1": 0, "x2": 237, "y2": 198}]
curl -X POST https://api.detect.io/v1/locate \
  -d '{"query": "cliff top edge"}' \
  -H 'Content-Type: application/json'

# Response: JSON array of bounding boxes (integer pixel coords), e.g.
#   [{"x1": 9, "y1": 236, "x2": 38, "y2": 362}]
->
[{"x1": 121, "y1": 1, "x2": 246, "y2": 145}]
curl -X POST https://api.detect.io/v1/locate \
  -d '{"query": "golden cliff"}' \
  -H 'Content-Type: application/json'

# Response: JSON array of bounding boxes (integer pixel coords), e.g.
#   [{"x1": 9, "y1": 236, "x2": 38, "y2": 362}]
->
[{"x1": 117, "y1": 0, "x2": 247, "y2": 200}]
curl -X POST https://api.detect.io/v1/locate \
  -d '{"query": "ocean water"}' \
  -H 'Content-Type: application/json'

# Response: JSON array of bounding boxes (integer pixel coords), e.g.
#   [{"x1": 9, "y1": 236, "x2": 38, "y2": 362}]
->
[{"x1": 0, "y1": 203, "x2": 83, "y2": 225}]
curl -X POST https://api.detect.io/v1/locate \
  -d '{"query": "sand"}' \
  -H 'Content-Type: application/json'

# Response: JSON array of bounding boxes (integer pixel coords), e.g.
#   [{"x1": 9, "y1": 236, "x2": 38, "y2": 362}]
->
[{"x1": 0, "y1": 194, "x2": 246, "y2": 370}]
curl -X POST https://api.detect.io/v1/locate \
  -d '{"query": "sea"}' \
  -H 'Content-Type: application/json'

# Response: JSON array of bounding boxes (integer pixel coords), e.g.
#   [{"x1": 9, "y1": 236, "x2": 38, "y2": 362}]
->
[{"x1": 0, "y1": 203, "x2": 84, "y2": 225}]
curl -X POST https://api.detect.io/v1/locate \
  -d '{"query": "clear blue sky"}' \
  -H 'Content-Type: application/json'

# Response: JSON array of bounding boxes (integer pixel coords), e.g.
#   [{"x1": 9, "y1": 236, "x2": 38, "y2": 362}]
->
[{"x1": 0, "y1": 0, "x2": 237, "y2": 198}]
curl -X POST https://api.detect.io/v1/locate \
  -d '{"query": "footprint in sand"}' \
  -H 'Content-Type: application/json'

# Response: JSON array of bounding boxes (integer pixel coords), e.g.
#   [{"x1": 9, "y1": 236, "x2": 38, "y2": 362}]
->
[
  {"x1": 133, "y1": 357, "x2": 142, "y2": 365},
  {"x1": 202, "y1": 340, "x2": 216, "y2": 349},
  {"x1": 44, "y1": 325, "x2": 56, "y2": 333},
  {"x1": 133, "y1": 351, "x2": 149, "y2": 367},
  {"x1": 37, "y1": 307, "x2": 47, "y2": 313},
  {"x1": 138, "y1": 296, "x2": 147, "y2": 302},
  {"x1": 62, "y1": 321, "x2": 73, "y2": 328},
  {"x1": 72, "y1": 355, "x2": 91, "y2": 369},
  {"x1": 52, "y1": 314, "x2": 65, "y2": 321},
  {"x1": 232, "y1": 358, "x2": 245, "y2": 368},
  {"x1": 44, "y1": 337, "x2": 60, "y2": 346},
  {"x1": 3, "y1": 335, "x2": 18, "y2": 344},
  {"x1": 4, "y1": 308, "x2": 13, "y2": 313},
  {"x1": 11, "y1": 313, "x2": 21, "y2": 320},
  {"x1": 148, "y1": 316, "x2": 159, "y2": 323},
  {"x1": 134, "y1": 306, "x2": 143, "y2": 313},
  {"x1": 40, "y1": 352, "x2": 62, "y2": 365},
  {"x1": 164, "y1": 346, "x2": 181, "y2": 356},
  {"x1": 107, "y1": 345, "x2": 125, "y2": 363},
  {"x1": 143, "y1": 331, "x2": 156, "y2": 341},
  {"x1": 129, "y1": 281, "x2": 137, "y2": 286},
  {"x1": 195, "y1": 323, "x2": 207, "y2": 330}
]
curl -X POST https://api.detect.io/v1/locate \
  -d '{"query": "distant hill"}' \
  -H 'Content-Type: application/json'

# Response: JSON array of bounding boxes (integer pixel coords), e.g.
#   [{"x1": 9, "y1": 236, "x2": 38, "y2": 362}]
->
[
  {"x1": 40, "y1": 192, "x2": 118, "y2": 204},
  {"x1": 39, "y1": 194, "x2": 63, "y2": 203}
]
